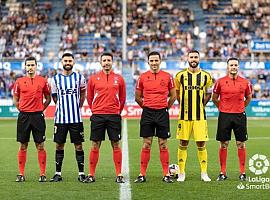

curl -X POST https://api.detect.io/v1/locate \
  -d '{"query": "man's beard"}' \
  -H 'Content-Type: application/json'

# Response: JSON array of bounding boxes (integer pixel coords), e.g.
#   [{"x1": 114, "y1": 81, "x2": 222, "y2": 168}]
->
[
  {"x1": 188, "y1": 61, "x2": 198, "y2": 68},
  {"x1": 63, "y1": 64, "x2": 73, "y2": 71}
]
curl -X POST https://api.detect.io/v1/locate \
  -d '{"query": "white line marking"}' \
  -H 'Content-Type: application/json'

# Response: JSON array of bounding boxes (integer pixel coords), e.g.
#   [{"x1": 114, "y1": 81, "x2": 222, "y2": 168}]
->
[{"x1": 120, "y1": 118, "x2": 131, "y2": 200}]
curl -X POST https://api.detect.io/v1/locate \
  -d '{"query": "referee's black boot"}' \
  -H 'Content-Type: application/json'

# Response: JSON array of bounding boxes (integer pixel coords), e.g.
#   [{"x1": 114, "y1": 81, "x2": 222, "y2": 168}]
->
[
  {"x1": 39, "y1": 175, "x2": 47, "y2": 182},
  {"x1": 134, "y1": 175, "x2": 146, "y2": 183},
  {"x1": 83, "y1": 175, "x2": 95, "y2": 183},
  {"x1": 116, "y1": 175, "x2": 125, "y2": 183},
  {"x1": 16, "y1": 175, "x2": 25, "y2": 182},
  {"x1": 239, "y1": 173, "x2": 246, "y2": 181},
  {"x1": 216, "y1": 173, "x2": 227, "y2": 181},
  {"x1": 163, "y1": 175, "x2": 174, "y2": 183}
]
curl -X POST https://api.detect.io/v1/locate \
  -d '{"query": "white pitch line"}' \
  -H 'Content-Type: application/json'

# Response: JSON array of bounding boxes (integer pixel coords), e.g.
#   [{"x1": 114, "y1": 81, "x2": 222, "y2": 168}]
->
[{"x1": 120, "y1": 118, "x2": 131, "y2": 200}]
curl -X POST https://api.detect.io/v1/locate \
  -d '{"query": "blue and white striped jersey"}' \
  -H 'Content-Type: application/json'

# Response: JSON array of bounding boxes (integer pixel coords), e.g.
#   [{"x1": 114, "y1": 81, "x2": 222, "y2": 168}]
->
[{"x1": 51, "y1": 72, "x2": 86, "y2": 124}]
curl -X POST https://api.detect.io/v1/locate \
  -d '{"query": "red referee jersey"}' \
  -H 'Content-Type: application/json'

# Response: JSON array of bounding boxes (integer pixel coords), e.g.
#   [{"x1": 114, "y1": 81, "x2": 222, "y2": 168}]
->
[
  {"x1": 13, "y1": 75, "x2": 50, "y2": 112},
  {"x1": 136, "y1": 70, "x2": 175, "y2": 109},
  {"x1": 213, "y1": 75, "x2": 252, "y2": 113},
  {"x1": 87, "y1": 70, "x2": 126, "y2": 114}
]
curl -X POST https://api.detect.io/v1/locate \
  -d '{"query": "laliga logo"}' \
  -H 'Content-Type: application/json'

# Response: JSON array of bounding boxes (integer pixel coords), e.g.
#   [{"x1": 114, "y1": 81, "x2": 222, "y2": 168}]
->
[{"x1": 249, "y1": 154, "x2": 269, "y2": 175}]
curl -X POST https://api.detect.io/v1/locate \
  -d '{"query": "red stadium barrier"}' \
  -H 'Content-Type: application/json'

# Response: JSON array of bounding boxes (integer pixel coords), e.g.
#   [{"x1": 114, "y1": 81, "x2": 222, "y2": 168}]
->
[{"x1": 44, "y1": 105, "x2": 180, "y2": 119}]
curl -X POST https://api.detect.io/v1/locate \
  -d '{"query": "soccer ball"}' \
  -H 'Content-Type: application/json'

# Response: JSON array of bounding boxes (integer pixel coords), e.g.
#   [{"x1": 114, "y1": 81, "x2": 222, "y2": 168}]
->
[{"x1": 169, "y1": 164, "x2": 179, "y2": 178}]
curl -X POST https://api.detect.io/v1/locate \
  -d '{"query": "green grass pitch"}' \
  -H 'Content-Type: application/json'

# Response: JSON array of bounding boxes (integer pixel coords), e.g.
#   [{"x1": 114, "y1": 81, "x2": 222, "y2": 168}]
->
[{"x1": 0, "y1": 118, "x2": 269, "y2": 200}]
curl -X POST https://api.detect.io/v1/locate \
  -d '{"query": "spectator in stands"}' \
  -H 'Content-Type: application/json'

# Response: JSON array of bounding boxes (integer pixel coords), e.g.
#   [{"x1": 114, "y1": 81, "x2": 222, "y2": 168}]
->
[
  {"x1": 133, "y1": 69, "x2": 140, "y2": 86},
  {"x1": 1, "y1": 1, "x2": 50, "y2": 59},
  {"x1": 261, "y1": 88, "x2": 270, "y2": 99},
  {"x1": 127, "y1": 0, "x2": 194, "y2": 59}
]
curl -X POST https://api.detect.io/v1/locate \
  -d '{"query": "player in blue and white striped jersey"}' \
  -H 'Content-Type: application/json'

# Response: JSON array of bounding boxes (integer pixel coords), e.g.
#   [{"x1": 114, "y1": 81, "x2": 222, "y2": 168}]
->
[
  {"x1": 50, "y1": 52, "x2": 86, "y2": 183},
  {"x1": 51, "y1": 66, "x2": 85, "y2": 124}
]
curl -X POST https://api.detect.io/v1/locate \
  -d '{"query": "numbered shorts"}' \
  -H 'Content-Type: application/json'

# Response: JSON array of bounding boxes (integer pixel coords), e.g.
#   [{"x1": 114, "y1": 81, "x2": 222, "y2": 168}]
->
[
  {"x1": 17, "y1": 112, "x2": 46, "y2": 143},
  {"x1": 176, "y1": 120, "x2": 209, "y2": 141},
  {"x1": 216, "y1": 112, "x2": 248, "y2": 142},
  {"x1": 53, "y1": 123, "x2": 84, "y2": 144},
  {"x1": 90, "y1": 114, "x2": 122, "y2": 141}
]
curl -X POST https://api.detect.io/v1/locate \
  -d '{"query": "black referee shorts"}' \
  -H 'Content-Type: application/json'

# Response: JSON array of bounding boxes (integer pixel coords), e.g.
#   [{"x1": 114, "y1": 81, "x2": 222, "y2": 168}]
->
[
  {"x1": 140, "y1": 107, "x2": 170, "y2": 139},
  {"x1": 90, "y1": 114, "x2": 122, "y2": 141},
  {"x1": 17, "y1": 112, "x2": 46, "y2": 143},
  {"x1": 216, "y1": 112, "x2": 248, "y2": 142}
]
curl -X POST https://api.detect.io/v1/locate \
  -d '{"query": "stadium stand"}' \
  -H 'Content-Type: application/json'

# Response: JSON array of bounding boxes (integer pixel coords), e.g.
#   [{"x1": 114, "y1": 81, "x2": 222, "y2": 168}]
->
[
  {"x1": 203, "y1": 0, "x2": 270, "y2": 60},
  {"x1": 0, "y1": 0, "x2": 52, "y2": 60},
  {"x1": 126, "y1": 0, "x2": 195, "y2": 62},
  {"x1": 59, "y1": 0, "x2": 123, "y2": 61}
]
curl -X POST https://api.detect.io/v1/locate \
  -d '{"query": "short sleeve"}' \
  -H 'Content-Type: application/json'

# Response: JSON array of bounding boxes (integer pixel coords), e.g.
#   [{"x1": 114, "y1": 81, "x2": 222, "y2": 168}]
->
[
  {"x1": 13, "y1": 80, "x2": 20, "y2": 96},
  {"x1": 245, "y1": 81, "x2": 252, "y2": 96},
  {"x1": 135, "y1": 76, "x2": 143, "y2": 91},
  {"x1": 43, "y1": 80, "x2": 51, "y2": 96},
  {"x1": 168, "y1": 75, "x2": 175, "y2": 89},
  {"x1": 80, "y1": 75, "x2": 86, "y2": 90},
  {"x1": 206, "y1": 73, "x2": 213, "y2": 88},
  {"x1": 213, "y1": 79, "x2": 221, "y2": 94},
  {"x1": 51, "y1": 76, "x2": 57, "y2": 95},
  {"x1": 174, "y1": 74, "x2": 180, "y2": 91}
]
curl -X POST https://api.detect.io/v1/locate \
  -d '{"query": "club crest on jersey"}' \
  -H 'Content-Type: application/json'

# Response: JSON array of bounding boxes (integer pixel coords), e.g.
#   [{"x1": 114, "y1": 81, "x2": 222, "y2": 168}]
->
[
  {"x1": 114, "y1": 77, "x2": 119, "y2": 85},
  {"x1": 160, "y1": 79, "x2": 166, "y2": 86}
]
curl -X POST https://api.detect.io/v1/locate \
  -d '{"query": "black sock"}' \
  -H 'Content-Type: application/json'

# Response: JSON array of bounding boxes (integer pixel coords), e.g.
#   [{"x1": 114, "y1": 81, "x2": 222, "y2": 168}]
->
[
  {"x1": 55, "y1": 150, "x2": 64, "y2": 173},
  {"x1": 76, "y1": 150, "x2": 84, "y2": 173}
]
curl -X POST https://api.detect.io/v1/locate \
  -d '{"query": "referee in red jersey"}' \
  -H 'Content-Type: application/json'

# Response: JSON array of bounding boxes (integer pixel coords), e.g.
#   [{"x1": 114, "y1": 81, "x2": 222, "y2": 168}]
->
[
  {"x1": 13, "y1": 57, "x2": 51, "y2": 182},
  {"x1": 134, "y1": 51, "x2": 176, "y2": 183},
  {"x1": 84, "y1": 52, "x2": 126, "y2": 183},
  {"x1": 212, "y1": 57, "x2": 252, "y2": 181}
]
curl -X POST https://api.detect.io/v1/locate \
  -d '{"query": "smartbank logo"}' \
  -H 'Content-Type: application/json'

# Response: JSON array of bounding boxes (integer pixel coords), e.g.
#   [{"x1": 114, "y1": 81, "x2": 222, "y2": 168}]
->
[{"x1": 237, "y1": 154, "x2": 270, "y2": 190}]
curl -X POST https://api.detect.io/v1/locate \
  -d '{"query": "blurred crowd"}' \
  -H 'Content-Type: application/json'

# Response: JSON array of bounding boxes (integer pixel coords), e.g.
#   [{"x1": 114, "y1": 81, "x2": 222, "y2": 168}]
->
[
  {"x1": 59, "y1": 0, "x2": 122, "y2": 60},
  {"x1": 126, "y1": 0, "x2": 194, "y2": 62},
  {"x1": 204, "y1": 0, "x2": 270, "y2": 59},
  {"x1": 0, "y1": 0, "x2": 51, "y2": 60}
]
